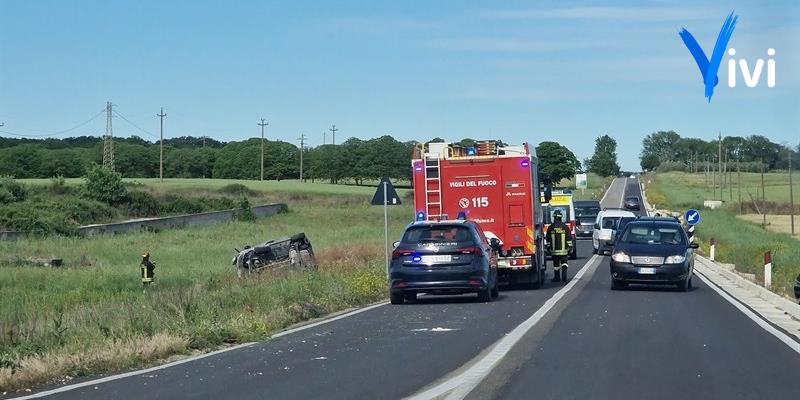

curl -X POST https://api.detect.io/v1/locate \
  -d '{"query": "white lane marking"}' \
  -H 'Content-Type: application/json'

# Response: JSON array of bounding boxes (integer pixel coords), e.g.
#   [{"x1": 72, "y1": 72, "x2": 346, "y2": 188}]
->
[
  {"x1": 694, "y1": 271, "x2": 800, "y2": 355},
  {"x1": 407, "y1": 255, "x2": 601, "y2": 400},
  {"x1": 13, "y1": 302, "x2": 388, "y2": 399}
]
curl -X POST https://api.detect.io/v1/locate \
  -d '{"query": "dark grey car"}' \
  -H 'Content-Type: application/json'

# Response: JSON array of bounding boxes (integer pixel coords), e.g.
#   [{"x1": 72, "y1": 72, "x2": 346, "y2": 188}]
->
[
  {"x1": 610, "y1": 220, "x2": 699, "y2": 291},
  {"x1": 624, "y1": 196, "x2": 640, "y2": 210},
  {"x1": 389, "y1": 220, "x2": 498, "y2": 304},
  {"x1": 574, "y1": 200, "x2": 601, "y2": 239}
]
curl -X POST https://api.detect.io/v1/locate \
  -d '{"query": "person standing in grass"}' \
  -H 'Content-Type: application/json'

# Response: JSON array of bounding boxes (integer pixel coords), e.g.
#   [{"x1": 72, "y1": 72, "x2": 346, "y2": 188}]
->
[{"x1": 141, "y1": 252, "x2": 156, "y2": 285}]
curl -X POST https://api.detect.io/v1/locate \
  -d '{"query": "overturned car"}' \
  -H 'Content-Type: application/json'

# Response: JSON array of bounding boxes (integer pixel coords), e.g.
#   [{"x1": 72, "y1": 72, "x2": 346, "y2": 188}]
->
[{"x1": 233, "y1": 232, "x2": 317, "y2": 277}]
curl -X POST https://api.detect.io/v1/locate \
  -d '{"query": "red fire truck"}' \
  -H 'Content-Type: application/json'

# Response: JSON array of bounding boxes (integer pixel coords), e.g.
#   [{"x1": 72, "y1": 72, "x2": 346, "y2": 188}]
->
[{"x1": 412, "y1": 140, "x2": 549, "y2": 288}]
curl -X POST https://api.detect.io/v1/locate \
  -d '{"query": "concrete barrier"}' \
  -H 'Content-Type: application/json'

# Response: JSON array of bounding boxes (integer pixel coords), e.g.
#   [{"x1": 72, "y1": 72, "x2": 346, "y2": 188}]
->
[{"x1": 1, "y1": 203, "x2": 287, "y2": 240}]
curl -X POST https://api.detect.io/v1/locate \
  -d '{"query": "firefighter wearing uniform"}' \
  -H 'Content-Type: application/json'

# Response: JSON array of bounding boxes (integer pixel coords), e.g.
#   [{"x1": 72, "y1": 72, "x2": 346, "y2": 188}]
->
[
  {"x1": 141, "y1": 252, "x2": 156, "y2": 285},
  {"x1": 546, "y1": 210, "x2": 573, "y2": 283}
]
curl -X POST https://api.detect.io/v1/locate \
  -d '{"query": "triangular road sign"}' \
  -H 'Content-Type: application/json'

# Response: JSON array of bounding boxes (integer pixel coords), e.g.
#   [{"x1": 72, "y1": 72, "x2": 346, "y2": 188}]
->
[{"x1": 371, "y1": 177, "x2": 402, "y2": 206}]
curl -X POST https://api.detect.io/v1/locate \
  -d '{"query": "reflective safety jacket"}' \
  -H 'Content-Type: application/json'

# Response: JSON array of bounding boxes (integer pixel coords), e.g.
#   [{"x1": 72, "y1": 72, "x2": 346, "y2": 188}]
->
[{"x1": 546, "y1": 220, "x2": 571, "y2": 256}]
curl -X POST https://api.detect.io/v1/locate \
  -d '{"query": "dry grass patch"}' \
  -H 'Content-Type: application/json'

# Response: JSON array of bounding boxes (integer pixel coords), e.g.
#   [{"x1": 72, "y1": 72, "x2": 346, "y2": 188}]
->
[{"x1": 0, "y1": 333, "x2": 187, "y2": 392}]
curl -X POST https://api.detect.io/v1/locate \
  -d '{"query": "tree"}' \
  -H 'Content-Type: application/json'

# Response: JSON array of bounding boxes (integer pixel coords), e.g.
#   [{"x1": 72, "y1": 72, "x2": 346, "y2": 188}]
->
[
  {"x1": 587, "y1": 135, "x2": 620, "y2": 177},
  {"x1": 640, "y1": 131, "x2": 680, "y2": 169},
  {"x1": 535, "y1": 141, "x2": 580, "y2": 183},
  {"x1": 83, "y1": 164, "x2": 127, "y2": 204},
  {"x1": 640, "y1": 153, "x2": 660, "y2": 171}
]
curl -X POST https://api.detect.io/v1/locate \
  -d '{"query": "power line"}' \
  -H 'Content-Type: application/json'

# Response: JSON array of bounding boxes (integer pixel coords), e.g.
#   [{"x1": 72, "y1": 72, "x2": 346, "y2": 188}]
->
[
  {"x1": 0, "y1": 109, "x2": 105, "y2": 138},
  {"x1": 112, "y1": 109, "x2": 160, "y2": 140}
]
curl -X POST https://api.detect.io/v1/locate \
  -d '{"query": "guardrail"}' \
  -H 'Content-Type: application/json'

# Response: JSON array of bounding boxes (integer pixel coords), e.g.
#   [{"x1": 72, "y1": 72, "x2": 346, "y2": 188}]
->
[{"x1": 0, "y1": 203, "x2": 287, "y2": 240}]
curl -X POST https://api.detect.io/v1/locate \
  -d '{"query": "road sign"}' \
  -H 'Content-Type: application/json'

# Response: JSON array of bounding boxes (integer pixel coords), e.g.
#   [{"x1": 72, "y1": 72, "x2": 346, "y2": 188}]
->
[
  {"x1": 685, "y1": 209, "x2": 701, "y2": 225},
  {"x1": 371, "y1": 177, "x2": 402, "y2": 206},
  {"x1": 575, "y1": 173, "x2": 588, "y2": 190}
]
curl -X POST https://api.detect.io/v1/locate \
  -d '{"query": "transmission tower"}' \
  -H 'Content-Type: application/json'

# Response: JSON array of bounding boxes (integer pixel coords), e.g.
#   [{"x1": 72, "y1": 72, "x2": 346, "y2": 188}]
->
[
  {"x1": 103, "y1": 101, "x2": 115, "y2": 170},
  {"x1": 329, "y1": 124, "x2": 338, "y2": 145}
]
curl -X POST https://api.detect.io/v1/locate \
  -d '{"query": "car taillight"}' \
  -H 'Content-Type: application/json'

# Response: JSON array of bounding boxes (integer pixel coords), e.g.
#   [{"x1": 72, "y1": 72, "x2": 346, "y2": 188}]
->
[
  {"x1": 457, "y1": 247, "x2": 482, "y2": 255},
  {"x1": 392, "y1": 249, "x2": 412, "y2": 260}
]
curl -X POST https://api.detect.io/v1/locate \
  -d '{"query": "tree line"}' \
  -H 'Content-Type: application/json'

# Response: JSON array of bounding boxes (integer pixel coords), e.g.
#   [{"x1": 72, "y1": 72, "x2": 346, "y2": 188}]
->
[
  {"x1": 640, "y1": 131, "x2": 799, "y2": 172},
  {"x1": 0, "y1": 135, "x2": 417, "y2": 182},
  {"x1": 0, "y1": 133, "x2": 628, "y2": 184}
]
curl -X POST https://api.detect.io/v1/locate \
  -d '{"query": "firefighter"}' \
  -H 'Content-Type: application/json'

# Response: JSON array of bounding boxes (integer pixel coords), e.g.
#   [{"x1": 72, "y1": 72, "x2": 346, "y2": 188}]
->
[
  {"x1": 546, "y1": 210, "x2": 573, "y2": 283},
  {"x1": 141, "y1": 252, "x2": 156, "y2": 286}
]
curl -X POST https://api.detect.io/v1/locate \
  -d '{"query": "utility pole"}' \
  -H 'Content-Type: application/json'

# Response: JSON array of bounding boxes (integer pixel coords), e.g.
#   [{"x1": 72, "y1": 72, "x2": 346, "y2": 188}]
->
[
  {"x1": 738, "y1": 159, "x2": 742, "y2": 215},
  {"x1": 789, "y1": 148, "x2": 795, "y2": 235},
  {"x1": 323, "y1": 131, "x2": 327, "y2": 145},
  {"x1": 761, "y1": 159, "x2": 766, "y2": 228},
  {"x1": 718, "y1": 132, "x2": 723, "y2": 201},
  {"x1": 157, "y1": 107, "x2": 167, "y2": 181},
  {"x1": 258, "y1": 119, "x2": 269, "y2": 181},
  {"x1": 102, "y1": 101, "x2": 115, "y2": 171},
  {"x1": 329, "y1": 124, "x2": 338, "y2": 145},
  {"x1": 297, "y1": 133, "x2": 307, "y2": 180}
]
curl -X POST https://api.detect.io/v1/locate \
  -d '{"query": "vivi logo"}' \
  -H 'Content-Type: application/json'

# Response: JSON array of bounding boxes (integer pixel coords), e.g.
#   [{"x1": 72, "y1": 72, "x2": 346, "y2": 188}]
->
[{"x1": 679, "y1": 11, "x2": 776, "y2": 102}]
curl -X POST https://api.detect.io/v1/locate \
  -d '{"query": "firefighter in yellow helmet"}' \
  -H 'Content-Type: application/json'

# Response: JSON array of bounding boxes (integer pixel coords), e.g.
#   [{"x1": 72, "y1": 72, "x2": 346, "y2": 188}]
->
[
  {"x1": 141, "y1": 252, "x2": 156, "y2": 285},
  {"x1": 546, "y1": 210, "x2": 573, "y2": 282}
]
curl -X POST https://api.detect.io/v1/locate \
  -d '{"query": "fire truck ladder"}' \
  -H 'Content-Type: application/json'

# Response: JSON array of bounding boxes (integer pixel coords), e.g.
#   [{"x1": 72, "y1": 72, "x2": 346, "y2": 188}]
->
[{"x1": 424, "y1": 156, "x2": 442, "y2": 220}]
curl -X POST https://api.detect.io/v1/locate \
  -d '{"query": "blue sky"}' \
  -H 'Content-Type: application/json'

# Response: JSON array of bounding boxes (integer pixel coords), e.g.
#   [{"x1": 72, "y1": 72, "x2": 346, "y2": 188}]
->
[{"x1": 1, "y1": 0, "x2": 798, "y2": 170}]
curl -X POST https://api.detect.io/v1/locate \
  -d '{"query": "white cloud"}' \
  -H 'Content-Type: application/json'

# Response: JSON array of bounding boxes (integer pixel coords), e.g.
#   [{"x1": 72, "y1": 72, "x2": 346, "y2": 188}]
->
[{"x1": 482, "y1": 6, "x2": 717, "y2": 22}]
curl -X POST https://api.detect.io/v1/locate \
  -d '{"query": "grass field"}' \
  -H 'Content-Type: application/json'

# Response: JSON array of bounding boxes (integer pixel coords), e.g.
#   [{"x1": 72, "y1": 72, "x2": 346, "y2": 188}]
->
[
  {"x1": 737, "y1": 214, "x2": 799, "y2": 239},
  {"x1": 647, "y1": 172, "x2": 799, "y2": 298},
  {"x1": 0, "y1": 181, "x2": 412, "y2": 391},
  {"x1": 557, "y1": 173, "x2": 613, "y2": 201},
  {"x1": 641, "y1": 171, "x2": 798, "y2": 209}
]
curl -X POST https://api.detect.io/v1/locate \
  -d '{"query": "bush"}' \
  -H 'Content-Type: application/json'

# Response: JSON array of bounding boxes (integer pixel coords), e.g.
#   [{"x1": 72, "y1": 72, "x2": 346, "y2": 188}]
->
[
  {"x1": 0, "y1": 176, "x2": 27, "y2": 203},
  {"x1": 218, "y1": 183, "x2": 255, "y2": 196},
  {"x1": 124, "y1": 191, "x2": 159, "y2": 217},
  {"x1": 236, "y1": 197, "x2": 255, "y2": 221},
  {"x1": 83, "y1": 164, "x2": 128, "y2": 205},
  {"x1": 47, "y1": 175, "x2": 71, "y2": 195}
]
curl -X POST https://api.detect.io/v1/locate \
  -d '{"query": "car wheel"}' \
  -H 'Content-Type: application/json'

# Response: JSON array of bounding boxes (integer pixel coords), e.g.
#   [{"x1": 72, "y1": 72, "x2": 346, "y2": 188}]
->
[
  {"x1": 592, "y1": 247, "x2": 598, "y2": 254},
  {"x1": 530, "y1": 258, "x2": 543, "y2": 289},
  {"x1": 490, "y1": 273, "x2": 499, "y2": 298},
  {"x1": 611, "y1": 279, "x2": 628, "y2": 290},
  {"x1": 477, "y1": 284, "x2": 492, "y2": 302},
  {"x1": 404, "y1": 293, "x2": 417, "y2": 302},
  {"x1": 678, "y1": 276, "x2": 691, "y2": 292},
  {"x1": 390, "y1": 292, "x2": 405, "y2": 305}
]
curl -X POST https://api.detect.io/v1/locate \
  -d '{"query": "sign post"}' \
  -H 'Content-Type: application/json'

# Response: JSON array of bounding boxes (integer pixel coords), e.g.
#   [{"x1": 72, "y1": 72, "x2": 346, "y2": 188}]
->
[{"x1": 371, "y1": 177, "x2": 402, "y2": 277}]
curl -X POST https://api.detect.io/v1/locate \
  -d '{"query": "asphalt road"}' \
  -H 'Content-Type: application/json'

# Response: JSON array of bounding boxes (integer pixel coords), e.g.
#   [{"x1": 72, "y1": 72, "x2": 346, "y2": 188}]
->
[{"x1": 14, "y1": 177, "x2": 800, "y2": 399}]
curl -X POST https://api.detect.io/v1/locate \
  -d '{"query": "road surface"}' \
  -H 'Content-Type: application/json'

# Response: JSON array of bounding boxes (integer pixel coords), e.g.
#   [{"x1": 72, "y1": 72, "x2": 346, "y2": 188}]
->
[{"x1": 12, "y1": 178, "x2": 800, "y2": 400}]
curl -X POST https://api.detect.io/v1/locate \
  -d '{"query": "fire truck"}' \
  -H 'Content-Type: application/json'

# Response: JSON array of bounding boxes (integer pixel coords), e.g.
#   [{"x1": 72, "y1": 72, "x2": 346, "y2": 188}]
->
[{"x1": 411, "y1": 140, "x2": 550, "y2": 288}]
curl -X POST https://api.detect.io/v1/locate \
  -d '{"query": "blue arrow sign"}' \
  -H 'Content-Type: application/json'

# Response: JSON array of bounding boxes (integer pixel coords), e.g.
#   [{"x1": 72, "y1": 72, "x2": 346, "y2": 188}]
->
[{"x1": 685, "y1": 209, "x2": 701, "y2": 225}]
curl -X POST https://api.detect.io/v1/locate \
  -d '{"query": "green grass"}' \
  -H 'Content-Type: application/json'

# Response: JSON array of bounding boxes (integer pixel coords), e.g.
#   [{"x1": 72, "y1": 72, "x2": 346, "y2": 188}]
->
[
  {"x1": 0, "y1": 184, "x2": 412, "y2": 391},
  {"x1": 557, "y1": 173, "x2": 614, "y2": 201},
  {"x1": 642, "y1": 171, "x2": 799, "y2": 208},
  {"x1": 18, "y1": 178, "x2": 410, "y2": 196},
  {"x1": 648, "y1": 172, "x2": 799, "y2": 298}
]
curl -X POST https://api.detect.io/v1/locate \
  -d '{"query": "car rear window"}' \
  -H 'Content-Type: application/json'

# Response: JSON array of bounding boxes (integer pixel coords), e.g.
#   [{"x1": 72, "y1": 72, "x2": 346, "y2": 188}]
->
[
  {"x1": 575, "y1": 206, "x2": 600, "y2": 217},
  {"x1": 620, "y1": 225, "x2": 684, "y2": 245},
  {"x1": 402, "y1": 225, "x2": 475, "y2": 246}
]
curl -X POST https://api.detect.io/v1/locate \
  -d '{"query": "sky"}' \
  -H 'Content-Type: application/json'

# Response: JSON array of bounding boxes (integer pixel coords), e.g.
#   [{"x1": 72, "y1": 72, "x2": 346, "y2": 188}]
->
[{"x1": 1, "y1": 0, "x2": 798, "y2": 170}]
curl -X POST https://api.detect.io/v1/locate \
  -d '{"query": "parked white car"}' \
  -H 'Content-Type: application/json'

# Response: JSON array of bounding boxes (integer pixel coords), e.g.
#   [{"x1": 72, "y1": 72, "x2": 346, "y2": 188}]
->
[{"x1": 592, "y1": 209, "x2": 637, "y2": 255}]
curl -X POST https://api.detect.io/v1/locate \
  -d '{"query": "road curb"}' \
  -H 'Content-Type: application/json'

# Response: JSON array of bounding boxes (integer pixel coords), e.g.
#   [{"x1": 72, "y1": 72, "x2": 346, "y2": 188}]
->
[{"x1": 696, "y1": 255, "x2": 800, "y2": 323}]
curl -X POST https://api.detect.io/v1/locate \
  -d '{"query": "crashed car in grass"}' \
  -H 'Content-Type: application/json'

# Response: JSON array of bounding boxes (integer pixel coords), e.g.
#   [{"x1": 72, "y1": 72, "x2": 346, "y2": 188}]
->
[{"x1": 232, "y1": 232, "x2": 317, "y2": 277}]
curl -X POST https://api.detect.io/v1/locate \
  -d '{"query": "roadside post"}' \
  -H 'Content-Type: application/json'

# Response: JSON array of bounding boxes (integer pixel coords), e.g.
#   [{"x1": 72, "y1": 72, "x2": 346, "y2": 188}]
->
[
  {"x1": 709, "y1": 238, "x2": 716, "y2": 262},
  {"x1": 685, "y1": 209, "x2": 700, "y2": 247},
  {"x1": 371, "y1": 177, "x2": 402, "y2": 278},
  {"x1": 764, "y1": 251, "x2": 772, "y2": 290}
]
